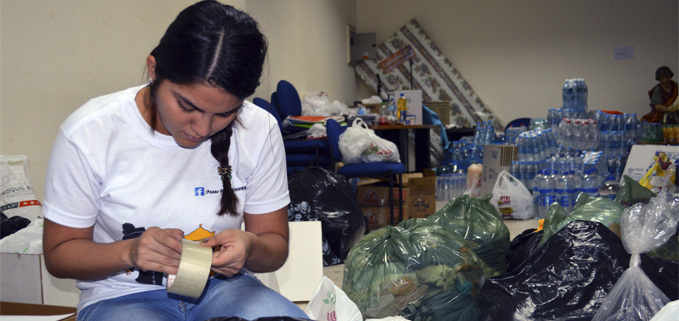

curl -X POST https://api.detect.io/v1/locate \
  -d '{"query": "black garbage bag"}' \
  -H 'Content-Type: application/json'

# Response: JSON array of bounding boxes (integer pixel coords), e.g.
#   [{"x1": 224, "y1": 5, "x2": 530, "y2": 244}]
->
[
  {"x1": 1, "y1": 212, "x2": 31, "y2": 239},
  {"x1": 477, "y1": 220, "x2": 679, "y2": 321},
  {"x1": 288, "y1": 167, "x2": 366, "y2": 266},
  {"x1": 505, "y1": 228, "x2": 542, "y2": 274}
]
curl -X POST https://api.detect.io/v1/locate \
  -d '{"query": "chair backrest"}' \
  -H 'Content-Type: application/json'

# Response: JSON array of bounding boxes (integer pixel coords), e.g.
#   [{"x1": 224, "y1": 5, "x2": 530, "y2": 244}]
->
[
  {"x1": 270, "y1": 92, "x2": 278, "y2": 112},
  {"x1": 253, "y1": 97, "x2": 268, "y2": 109},
  {"x1": 505, "y1": 117, "x2": 531, "y2": 131},
  {"x1": 325, "y1": 119, "x2": 347, "y2": 163},
  {"x1": 276, "y1": 80, "x2": 302, "y2": 120},
  {"x1": 252, "y1": 97, "x2": 282, "y2": 130}
]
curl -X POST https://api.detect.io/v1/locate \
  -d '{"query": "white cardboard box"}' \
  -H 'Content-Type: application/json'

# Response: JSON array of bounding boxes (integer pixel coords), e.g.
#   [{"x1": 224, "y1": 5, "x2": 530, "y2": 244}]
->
[
  {"x1": 393, "y1": 90, "x2": 423, "y2": 125},
  {"x1": 0, "y1": 253, "x2": 80, "y2": 307},
  {"x1": 273, "y1": 221, "x2": 323, "y2": 302},
  {"x1": 480, "y1": 145, "x2": 518, "y2": 196},
  {"x1": 621, "y1": 145, "x2": 679, "y2": 184}
]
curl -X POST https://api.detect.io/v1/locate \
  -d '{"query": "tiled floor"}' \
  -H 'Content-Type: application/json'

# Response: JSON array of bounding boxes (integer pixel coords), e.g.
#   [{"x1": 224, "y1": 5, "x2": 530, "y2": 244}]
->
[{"x1": 295, "y1": 201, "x2": 539, "y2": 310}]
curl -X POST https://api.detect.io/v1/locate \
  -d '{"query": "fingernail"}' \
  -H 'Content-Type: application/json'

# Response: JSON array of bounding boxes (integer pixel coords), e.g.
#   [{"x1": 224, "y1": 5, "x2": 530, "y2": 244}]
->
[{"x1": 199, "y1": 238, "x2": 208, "y2": 244}]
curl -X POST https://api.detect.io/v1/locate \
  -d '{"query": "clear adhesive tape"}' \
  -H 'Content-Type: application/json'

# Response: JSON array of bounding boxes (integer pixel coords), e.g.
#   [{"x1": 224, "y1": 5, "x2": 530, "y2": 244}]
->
[{"x1": 166, "y1": 239, "x2": 213, "y2": 298}]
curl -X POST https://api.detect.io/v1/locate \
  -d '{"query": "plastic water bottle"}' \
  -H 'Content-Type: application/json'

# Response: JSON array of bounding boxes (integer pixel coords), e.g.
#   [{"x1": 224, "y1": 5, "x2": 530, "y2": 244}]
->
[
  {"x1": 558, "y1": 170, "x2": 576, "y2": 214},
  {"x1": 563, "y1": 80, "x2": 575, "y2": 109},
  {"x1": 538, "y1": 169, "x2": 556, "y2": 219},
  {"x1": 532, "y1": 170, "x2": 541, "y2": 216},
  {"x1": 625, "y1": 113, "x2": 639, "y2": 140},
  {"x1": 582, "y1": 169, "x2": 600, "y2": 197},
  {"x1": 511, "y1": 161, "x2": 521, "y2": 181},
  {"x1": 569, "y1": 169, "x2": 582, "y2": 208},
  {"x1": 598, "y1": 174, "x2": 620, "y2": 200}
]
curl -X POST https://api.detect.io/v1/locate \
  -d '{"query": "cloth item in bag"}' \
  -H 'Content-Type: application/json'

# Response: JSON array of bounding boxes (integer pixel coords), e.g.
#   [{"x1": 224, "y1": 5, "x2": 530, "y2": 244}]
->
[
  {"x1": 427, "y1": 194, "x2": 510, "y2": 275},
  {"x1": 306, "y1": 276, "x2": 362, "y2": 321},
  {"x1": 288, "y1": 167, "x2": 366, "y2": 266},
  {"x1": 489, "y1": 171, "x2": 535, "y2": 220},
  {"x1": 342, "y1": 219, "x2": 486, "y2": 321},
  {"x1": 592, "y1": 191, "x2": 679, "y2": 321}
]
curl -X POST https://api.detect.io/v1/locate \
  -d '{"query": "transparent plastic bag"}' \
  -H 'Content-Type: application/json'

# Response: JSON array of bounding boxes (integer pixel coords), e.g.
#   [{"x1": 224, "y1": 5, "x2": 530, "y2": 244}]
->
[
  {"x1": 592, "y1": 191, "x2": 679, "y2": 321},
  {"x1": 342, "y1": 219, "x2": 486, "y2": 321},
  {"x1": 489, "y1": 171, "x2": 535, "y2": 220},
  {"x1": 339, "y1": 118, "x2": 373, "y2": 164}
]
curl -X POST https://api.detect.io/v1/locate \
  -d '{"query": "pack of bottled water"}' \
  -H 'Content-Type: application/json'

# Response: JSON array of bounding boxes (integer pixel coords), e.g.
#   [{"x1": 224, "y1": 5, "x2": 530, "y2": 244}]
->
[
  {"x1": 556, "y1": 118, "x2": 600, "y2": 150},
  {"x1": 562, "y1": 78, "x2": 588, "y2": 111},
  {"x1": 546, "y1": 108, "x2": 589, "y2": 132},
  {"x1": 435, "y1": 171, "x2": 467, "y2": 202}
]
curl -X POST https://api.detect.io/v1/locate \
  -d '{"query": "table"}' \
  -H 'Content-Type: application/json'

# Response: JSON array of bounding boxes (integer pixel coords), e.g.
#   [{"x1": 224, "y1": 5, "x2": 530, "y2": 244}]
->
[{"x1": 370, "y1": 124, "x2": 437, "y2": 172}]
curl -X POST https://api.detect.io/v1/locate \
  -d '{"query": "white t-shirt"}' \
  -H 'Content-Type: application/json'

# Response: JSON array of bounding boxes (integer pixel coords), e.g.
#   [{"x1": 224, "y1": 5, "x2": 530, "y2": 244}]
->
[{"x1": 42, "y1": 85, "x2": 289, "y2": 311}]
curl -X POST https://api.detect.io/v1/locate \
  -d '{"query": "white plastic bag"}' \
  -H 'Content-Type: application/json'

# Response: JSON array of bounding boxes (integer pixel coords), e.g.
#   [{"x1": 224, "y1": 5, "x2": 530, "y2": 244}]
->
[
  {"x1": 463, "y1": 164, "x2": 483, "y2": 197},
  {"x1": 0, "y1": 218, "x2": 44, "y2": 254},
  {"x1": 489, "y1": 171, "x2": 535, "y2": 220},
  {"x1": 649, "y1": 300, "x2": 679, "y2": 321},
  {"x1": 360, "y1": 130, "x2": 400, "y2": 163},
  {"x1": 0, "y1": 155, "x2": 43, "y2": 222},
  {"x1": 339, "y1": 118, "x2": 373, "y2": 164},
  {"x1": 306, "y1": 276, "x2": 362, "y2": 321},
  {"x1": 592, "y1": 191, "x2": 679, "y2": 321},
  {"x1": 307, "y1": 123, "x2": 327, "y2": 140}
]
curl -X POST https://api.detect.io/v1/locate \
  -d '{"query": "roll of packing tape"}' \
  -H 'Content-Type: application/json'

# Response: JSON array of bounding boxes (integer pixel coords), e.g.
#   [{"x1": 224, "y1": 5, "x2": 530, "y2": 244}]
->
[{"x1": 166, "y1": 239, "x2": 213, "y2": 298}]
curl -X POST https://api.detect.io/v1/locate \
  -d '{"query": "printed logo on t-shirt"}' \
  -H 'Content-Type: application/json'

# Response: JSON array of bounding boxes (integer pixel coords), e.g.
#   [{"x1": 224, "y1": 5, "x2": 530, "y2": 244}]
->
[
  {"x1": 122, "y1": 223, "x2": 165, "y2": 285},
  {"x1": 194, "y1": 187, "x2": 232, "y2": 196},
  {"x1": 195, "y1": 187, "x2": 205, "y2": 196}
]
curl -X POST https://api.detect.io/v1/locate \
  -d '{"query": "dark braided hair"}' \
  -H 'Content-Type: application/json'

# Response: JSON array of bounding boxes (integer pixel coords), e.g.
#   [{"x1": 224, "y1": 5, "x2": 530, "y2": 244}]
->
[{"x1": 144, "y1": 0, "x2": 267, "y2": 216}]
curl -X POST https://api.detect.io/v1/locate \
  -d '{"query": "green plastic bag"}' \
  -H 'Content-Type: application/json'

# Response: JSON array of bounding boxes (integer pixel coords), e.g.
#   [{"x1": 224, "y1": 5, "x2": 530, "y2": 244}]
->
[
  {"x1": 538, "y1": 203, "x2": 568, "y2": 247},
  {"x1": 427, "y1": 194, "x2": 510, "y2": 275},
  {"x1": 342, "y1": 219, "x2": 486, "y2": 321},
  {"x1": 539, "y1": 194, "x2": 625, "y2": 246},
  {"x1": 614, "y1": 175, "x2": 656, "y2": 206}
]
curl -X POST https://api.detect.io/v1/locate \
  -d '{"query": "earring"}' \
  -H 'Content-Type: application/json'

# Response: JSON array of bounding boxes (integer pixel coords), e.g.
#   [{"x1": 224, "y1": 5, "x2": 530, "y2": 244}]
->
[{"x1": 148, "y1": 78, "x2": 154, "y2": 84}]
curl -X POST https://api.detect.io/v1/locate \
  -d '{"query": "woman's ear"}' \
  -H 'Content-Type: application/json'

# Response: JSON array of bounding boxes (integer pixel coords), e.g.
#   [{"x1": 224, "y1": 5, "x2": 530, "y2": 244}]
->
[{"x1": 146, "y1": 55, "x2": 157, "y2": 80}]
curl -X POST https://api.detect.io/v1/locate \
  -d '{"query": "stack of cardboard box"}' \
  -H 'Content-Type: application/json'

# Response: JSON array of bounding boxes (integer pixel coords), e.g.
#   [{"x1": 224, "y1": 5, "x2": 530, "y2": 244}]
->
[{"x1": 356, "y1": 173, "x2": 437, "y2": 230}]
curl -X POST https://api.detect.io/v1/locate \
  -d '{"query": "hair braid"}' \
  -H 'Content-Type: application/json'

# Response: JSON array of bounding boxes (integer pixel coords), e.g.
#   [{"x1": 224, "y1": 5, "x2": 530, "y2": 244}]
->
[{"x1": 211, "y1": 125, "x2": 238, "y2": 216}]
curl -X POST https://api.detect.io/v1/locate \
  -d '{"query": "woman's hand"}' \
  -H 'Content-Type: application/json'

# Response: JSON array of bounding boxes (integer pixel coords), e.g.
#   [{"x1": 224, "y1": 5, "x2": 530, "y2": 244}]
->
[
  {"x1": 199, "y1": 229, "x2": 254, "y2": 277},
  {"x1": 127, "y1": 227, "x2": 184, "y2": 275}
]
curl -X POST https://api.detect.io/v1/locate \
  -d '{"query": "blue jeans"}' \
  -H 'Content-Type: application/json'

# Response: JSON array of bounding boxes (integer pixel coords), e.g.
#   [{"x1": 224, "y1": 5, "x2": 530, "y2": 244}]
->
[{"x1": 77, "y1": 274, "x2": 308, "y2": 321}]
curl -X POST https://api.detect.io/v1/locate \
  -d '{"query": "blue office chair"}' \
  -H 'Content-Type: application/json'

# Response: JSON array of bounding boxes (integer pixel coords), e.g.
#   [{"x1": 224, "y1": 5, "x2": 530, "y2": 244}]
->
[
  {"x1": 326, "y1": 119, "x2": 404, "y2": 226},
  {"x1": 276, "y1": 80, "x2": 307, "y2": 134},
  {"x1": 505, "y1": 117, "x2": 531, "y2": 131},
  {"x1": 253, "y1": 97, "x2": 332, "y2": 173}
]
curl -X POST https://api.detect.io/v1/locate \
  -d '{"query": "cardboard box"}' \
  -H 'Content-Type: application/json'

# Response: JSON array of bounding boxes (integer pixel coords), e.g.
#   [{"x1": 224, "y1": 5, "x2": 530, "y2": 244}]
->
[
  {"x1": 0, "y1": 302, "x2": 76, "y2": 320},
  {"x1": 622, "y1": 145, "x2": 679, "y2": 182},
  {"x1": 423, "y1": 101, "x2": 451, "y2": 126},
  {"x1": 0, "y1": 253, "x2": 80, "y2": 307},
  {"x1": 405, "y1": 177, "x2": 437, "y2": 219},
  {"x1": 356, "y1": 185, "x2": 408, "y2": 207},
  {"x1": 362, "y1": 205, "x2": 408, "y2": 229},
  {"x1": 480, "y1": 145, "x2": 518, "y2": 196},
  {"x1": 393, "y1": 90, "x2": 423, "y2": 125}
]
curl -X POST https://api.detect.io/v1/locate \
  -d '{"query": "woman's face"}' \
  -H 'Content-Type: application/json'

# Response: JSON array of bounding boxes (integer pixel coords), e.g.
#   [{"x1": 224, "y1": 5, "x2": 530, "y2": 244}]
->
[{"x1": 153, "y1": 80, "x2": 243, "y2": 148}]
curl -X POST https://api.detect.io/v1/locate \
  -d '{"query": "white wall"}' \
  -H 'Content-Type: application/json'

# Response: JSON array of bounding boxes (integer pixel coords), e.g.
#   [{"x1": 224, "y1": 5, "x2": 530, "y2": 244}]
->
[
  {"x1": 356, "y1": 0, "x2": 678, "y2": 125},
  {"x1": 247, "y1": 0, "x2": 357, "y2": 105},
  {"x1": 0, "y1": 0, "x2": 357, "y2": 199},
  {"x1": 0, "y1": 0, "x2": 214, "y2": 198}
]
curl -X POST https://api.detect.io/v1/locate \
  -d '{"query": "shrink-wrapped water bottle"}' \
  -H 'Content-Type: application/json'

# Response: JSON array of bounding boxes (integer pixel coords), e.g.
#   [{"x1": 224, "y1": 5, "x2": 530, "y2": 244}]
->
[
  {"x1": 582, "y1": 169, "x2": 600, "y2": 197},
  {"x1": 598, "y1": 174, "x2": 620, "y2": 200}
]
